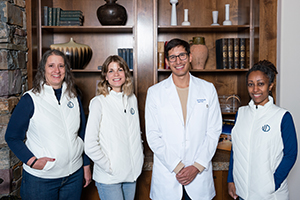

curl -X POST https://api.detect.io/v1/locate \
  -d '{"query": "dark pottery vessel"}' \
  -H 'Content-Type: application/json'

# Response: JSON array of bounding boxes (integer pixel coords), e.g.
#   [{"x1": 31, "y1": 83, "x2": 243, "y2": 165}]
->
[
  {"x1": 96, "y1": 0, "x2": 127, "y2": 25},
  {"x1": 50, "y1": 38, "x2": 93, "y2": 69}
]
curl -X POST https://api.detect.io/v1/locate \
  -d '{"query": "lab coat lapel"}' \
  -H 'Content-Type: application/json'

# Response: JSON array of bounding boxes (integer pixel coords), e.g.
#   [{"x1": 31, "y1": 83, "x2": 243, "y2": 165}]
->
[
  {"x1": 186, "y1": 75, "x2": 198, "y2": 126},
  {"x1": 165, "y1": 76, "x2": 184, "y2": 125}
]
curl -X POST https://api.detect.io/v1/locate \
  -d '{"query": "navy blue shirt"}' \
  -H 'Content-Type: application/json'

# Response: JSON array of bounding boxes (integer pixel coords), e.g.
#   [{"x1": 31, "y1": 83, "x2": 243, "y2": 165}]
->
[
  {"x1": 227, "y1": 111, "x2": 298, "y2": 191},
  {"x1": 5, "y1": 88, "x2": 90, "y2": 166}
]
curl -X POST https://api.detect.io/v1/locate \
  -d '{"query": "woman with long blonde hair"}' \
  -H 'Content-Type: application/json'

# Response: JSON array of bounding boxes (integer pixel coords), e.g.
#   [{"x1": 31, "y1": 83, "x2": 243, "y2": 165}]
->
[{"x1": 85, "y1": 55, "x2": 144, "y2": 200}]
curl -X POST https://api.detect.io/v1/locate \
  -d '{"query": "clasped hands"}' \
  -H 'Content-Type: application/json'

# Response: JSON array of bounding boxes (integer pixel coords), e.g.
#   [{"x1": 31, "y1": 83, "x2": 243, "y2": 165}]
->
[{"x1": 176, "y1": 165, "x2": 199, "y2": 185}]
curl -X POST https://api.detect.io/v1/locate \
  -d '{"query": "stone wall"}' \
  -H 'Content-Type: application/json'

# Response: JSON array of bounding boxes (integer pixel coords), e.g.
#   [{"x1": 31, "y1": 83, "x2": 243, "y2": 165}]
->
[{"x1": 0, "y1": 0, "x2": 27, "y2": 198}]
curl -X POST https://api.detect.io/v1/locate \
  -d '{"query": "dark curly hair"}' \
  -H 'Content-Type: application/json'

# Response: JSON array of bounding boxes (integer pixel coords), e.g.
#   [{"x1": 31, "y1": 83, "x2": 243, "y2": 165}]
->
[
  {"x1": 246, "y1": 60, "x2": 278, "y2": 86},
  {"x1": 32, "y1": 49, "x2": 77, "y2": 98}
]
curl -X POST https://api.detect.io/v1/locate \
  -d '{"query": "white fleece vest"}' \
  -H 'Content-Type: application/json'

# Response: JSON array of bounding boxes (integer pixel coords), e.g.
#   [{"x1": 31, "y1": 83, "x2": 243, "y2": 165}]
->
[
  {"x1": 232, "y1": 96, "x2": 288, "y2": 200},
  {"x1": 24, "y1": 83, "x2": 84, "y2": 178},
  {"x1": 85, "y1": 91, "x2": 144, "y2": 184}
]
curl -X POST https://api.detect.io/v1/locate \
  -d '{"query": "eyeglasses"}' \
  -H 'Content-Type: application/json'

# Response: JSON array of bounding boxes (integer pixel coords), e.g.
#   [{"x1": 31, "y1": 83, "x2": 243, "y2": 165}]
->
[{"x1": 167, "y1": 53, "x2": 188, "y2": 62}]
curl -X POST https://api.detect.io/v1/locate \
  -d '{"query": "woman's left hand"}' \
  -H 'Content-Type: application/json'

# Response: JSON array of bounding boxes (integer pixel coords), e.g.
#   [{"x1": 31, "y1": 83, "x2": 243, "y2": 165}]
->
[{"x1": 83, "y1": 165, "x2": 92, "y2": 187}]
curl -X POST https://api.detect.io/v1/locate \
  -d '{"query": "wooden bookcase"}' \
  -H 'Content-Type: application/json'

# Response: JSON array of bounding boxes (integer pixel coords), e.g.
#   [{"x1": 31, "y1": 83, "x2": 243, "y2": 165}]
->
[
  {"x1": 154, "y1": 0, "x2": 260, "y2": 109},
  {"x1": 26, "y1": 0, "x2": 277, "y2": 199},
  {"x1": 31, "y1": 0, "x2": 137, "y2": 114}
]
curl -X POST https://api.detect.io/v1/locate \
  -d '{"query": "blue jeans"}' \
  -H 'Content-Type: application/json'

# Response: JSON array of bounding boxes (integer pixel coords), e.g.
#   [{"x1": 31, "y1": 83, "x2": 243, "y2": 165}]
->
[
  {"x1": 95, "y1": 181, "x2": 136, "y2": 200},
  {"x1": 20, "y1": 167, "x2": 83, "y2": 200}
]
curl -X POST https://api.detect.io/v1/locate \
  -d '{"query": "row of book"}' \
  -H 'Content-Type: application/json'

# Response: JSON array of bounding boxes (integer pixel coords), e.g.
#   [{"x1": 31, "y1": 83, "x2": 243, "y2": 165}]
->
[
  {"x1": 43, "y1": 6, "x2": 83, "y2": 26},
  {"x1": 117, "y1": 48, "x2": 134, "y2": 70},
  {"x1": 216, "y1": 38, "x2": 250, "y2": 69}
]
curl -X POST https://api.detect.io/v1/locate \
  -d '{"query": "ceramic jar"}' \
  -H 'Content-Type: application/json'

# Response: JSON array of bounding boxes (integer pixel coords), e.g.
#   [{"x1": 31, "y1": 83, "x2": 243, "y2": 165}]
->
[
  {"x1": 96, "y1": 0, "x2": 127, "y2": 25},
  {"x1": 189, "y1": 36, "x2": 208, "y2": 69},
  {"x1": 50, "y1": 38, "x2": 92, "y2": 69}
]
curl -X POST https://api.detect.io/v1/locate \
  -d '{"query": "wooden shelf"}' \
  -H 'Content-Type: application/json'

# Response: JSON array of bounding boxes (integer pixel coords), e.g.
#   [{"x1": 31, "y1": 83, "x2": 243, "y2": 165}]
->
[
  {"x1": 158, "y1": 69, "x2": 249, "y2": 73},
  {"x1": 71, "y1": 69, "x2": 133, "y2": 73},
  {"x1": 158, "y1": 25, "x2": 250, "y2": 33},
  {"x1": 42, "y1": 26, "x2": 134, "y2": 33}
]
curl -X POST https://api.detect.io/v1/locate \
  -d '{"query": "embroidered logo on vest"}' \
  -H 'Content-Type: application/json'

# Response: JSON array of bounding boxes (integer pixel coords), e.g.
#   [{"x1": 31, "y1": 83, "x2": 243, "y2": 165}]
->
[
  {"x1": 130, "y1": 108, "x2": 135, "y2": 115},
  {"x1": 67, "y1": 101, "x2": 74, "y2": 108},
  {"x1": 262, "y1": 124, "x2": 270, "y2": 132}
]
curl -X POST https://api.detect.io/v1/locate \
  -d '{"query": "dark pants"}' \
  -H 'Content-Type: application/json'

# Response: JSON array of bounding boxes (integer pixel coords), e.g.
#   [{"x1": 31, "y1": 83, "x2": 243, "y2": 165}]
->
[
  {"x1": 20, "y1": 167, "x2": 83, "y2": 200},
  {"x1": 183, "y1": 186, "x2": 192, "y2": 200}
]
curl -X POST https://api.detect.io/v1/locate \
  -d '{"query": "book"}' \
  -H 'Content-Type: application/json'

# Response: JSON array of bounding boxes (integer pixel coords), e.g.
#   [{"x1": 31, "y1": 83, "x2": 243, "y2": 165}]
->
[
  {"x1": 227, "y1": 38, "x2": 234, "y2": 69},
  {"x1": 246, "y1": 38, "x2": 250, "y2": 68},
  {"x1": 60, "y1": 17, "x2": 83, "y2": 21},
  {"x1": 60, "y1": 13, "x2": 83, "y2": 18},
  {"x1": 122, "y1": 48, "x2": 126, "y2": 63},
  {"x1": 48, "y1": 7, "x2": 53, "y2": 26},
  {"x1": 216, "y1": 38, "x2": 228, "y2": 69},
  {"x1": 61, "y1": 10, "x2": 83, "y2": 15},
  {"x1": 233, "y1": 38, "x2": 240, "y2": 69},
  {"x1": 59, "y1": 21, "x2": 83, "y2": 26},
  {"x1": 125, "y1": 48, "x2": 130, "y2": 67},
  {"x1": 157, "y1": 41, "x2": 165, "y2": 69},
  {"x1": 43, "y1": 6, "x2": 48, "y2": 26},
  {"x1": 117, "y1": 48, "x2": 123, "y2": 57},
  {"x1": 56, "y1": 8, "x2": 62, "y2": 26},
  {"x1": 239, "y1": 38, "x2": 246, "y2": 69},
  {"x1": 129, "y1": 48, "x2": 133, "y2": 70},
  {"x1": 52, "y1": 8, "x2": 57, "y2": 26}
]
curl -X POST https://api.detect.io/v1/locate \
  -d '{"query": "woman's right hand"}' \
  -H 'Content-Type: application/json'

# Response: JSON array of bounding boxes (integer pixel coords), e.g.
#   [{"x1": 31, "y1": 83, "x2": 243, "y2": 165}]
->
[
  {"x1": 228, "y1": 182, "x2": 238, "y2": 199},
  {"x1": 27, "y1": 157, "x2": 55, "y2": 170}
]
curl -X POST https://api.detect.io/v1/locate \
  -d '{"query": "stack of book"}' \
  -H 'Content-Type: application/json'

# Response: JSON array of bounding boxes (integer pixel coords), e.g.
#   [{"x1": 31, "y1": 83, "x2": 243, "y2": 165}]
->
[
  {"x1": 216, "y1": 38, "x2": 250, "y2": 69},
  {"x1": 43, "y1": 6, "x2": 83, "y2": 26},
  {"x1": 117, "y1": 48, "x2": 133, "y2": 70}
]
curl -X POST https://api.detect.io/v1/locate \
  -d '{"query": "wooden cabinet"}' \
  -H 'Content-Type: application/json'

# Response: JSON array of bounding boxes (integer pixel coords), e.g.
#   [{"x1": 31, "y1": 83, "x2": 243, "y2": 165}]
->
[{"x1": 26, "y1": 0, "x2": 277, "y2": 199}]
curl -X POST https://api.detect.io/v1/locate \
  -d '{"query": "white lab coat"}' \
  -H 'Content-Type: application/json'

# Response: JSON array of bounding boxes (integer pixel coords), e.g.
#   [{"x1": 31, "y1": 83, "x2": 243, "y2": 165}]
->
[{"x1": 145, "y1": 74, "x2": 222, "y2": 200}]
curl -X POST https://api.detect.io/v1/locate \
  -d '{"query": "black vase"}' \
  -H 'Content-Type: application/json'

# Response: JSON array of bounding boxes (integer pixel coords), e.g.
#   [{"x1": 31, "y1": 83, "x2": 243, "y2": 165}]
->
[{"x1": 96, "y1": 0, "x2": 127, "y2": 26}]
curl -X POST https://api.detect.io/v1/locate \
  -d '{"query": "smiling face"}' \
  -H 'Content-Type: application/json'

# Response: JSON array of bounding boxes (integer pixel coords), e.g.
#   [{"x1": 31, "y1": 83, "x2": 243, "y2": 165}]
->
[
  {"x1": 106, "y1": 62, "x2": 126, "y2": 92},
  {"x1": 45, "y1": 54, "x2": 66, "y2": 89},
  {"x1": 165, "y1": 46, "x2": 192, "y2": 79},
  {"x1": 247, "y1": 70, "x2": 274, "y2": 106}
]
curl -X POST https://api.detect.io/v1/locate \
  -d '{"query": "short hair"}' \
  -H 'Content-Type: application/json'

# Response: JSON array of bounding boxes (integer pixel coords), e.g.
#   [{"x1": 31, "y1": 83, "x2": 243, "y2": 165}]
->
[
  {"x1": 32, "y1": 49, "x2": 77, "y2": 98},
  {"x1": 246, "y1": 60, "x2": 278, "y2": 86},
  {"x1": 164, "y1": 38, "x2": 190, "y2": 58},
  {"x1": 97, "y1": 55, "x2": 133, "y2": 96}
]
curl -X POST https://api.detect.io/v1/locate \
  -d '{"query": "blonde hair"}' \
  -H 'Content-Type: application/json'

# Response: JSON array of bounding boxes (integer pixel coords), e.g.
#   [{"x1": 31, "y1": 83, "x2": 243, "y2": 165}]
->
[{"x1": 97, "y1": 55, "x2": 133, "y2": 96}]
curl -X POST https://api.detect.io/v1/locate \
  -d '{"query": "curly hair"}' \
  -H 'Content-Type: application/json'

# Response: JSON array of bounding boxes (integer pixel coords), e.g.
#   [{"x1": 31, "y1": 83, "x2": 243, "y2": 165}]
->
[
  {"x1": 32, "y1": 49, "x2": 77, "y2": 98},
  {"x1": 97, "y1": 55, "x2": 133, "y2": 96},
  {"x1": 246, "y1": 60, "x2": 278, "y2": 86}
]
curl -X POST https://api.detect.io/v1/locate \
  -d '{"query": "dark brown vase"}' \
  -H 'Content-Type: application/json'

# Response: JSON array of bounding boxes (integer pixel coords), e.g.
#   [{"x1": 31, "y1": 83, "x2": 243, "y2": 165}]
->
[
  {"x1": 50, "y1": 38, "x2": 93, "y2": 70},
  {"x1": 96, "y1": 0, "x2": 127, "y2": 26}
]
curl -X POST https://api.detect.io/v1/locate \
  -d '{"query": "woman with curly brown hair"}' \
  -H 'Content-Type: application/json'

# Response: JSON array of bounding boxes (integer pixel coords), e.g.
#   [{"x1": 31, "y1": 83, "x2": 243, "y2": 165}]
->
[{"x1": 5, "y1": 49, "x2": 91, "y2": 200}]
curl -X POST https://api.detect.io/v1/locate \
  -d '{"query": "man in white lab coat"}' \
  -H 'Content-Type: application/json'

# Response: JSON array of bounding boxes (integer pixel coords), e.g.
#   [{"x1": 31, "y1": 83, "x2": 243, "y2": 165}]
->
[{"x1": 145, "y1": 38, "x2": 222, "y2": 200}]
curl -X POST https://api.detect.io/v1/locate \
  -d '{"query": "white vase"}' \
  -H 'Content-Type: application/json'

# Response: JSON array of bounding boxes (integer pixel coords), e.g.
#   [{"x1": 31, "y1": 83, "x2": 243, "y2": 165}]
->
[
  {"x1": 170, "y1": 0, "x2": 178, "y2": 26},
  {"x1": 223, "y1": 4, "x2": 232, "y2": 25},
  {"x1": 182, "y1": 9, "x2": 190, "y2": 26},
  {"x1": 211, "y1": 11, "x2": 219, "y2": 26}
]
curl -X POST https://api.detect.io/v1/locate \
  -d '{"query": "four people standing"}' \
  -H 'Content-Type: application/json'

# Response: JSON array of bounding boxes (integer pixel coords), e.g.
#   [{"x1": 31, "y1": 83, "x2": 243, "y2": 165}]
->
[
  {"x1": 145, "y1": 38, "x2": 222, "y2": 199},
  {"x1": 5, "y1": 41, "x2": 297, "y2": 200}
]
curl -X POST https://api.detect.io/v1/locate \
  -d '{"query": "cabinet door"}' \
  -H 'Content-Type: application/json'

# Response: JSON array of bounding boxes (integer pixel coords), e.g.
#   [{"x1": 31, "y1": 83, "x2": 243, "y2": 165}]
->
[{"x1": 213, "y1": 171, "x2": 234, "y2": 200}]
